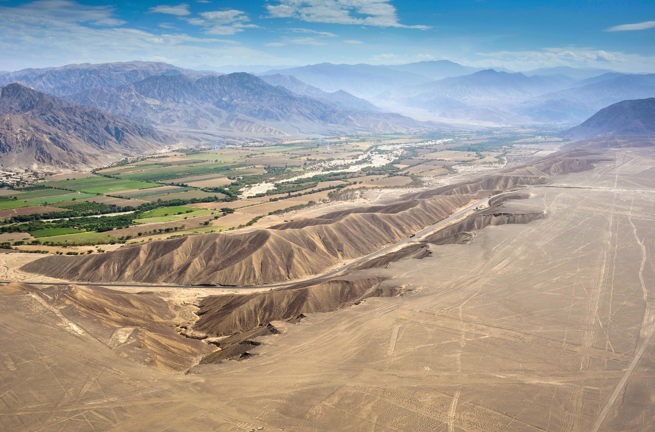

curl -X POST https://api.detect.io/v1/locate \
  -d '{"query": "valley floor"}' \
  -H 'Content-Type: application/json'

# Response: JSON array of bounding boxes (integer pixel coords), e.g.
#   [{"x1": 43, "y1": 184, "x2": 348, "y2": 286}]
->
[{"x1": 2, "y1": 145, "x2": 655, "y2": 431}]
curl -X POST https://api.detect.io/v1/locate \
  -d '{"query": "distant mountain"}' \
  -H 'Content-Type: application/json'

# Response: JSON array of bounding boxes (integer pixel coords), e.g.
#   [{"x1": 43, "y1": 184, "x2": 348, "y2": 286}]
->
[
  {"x1": 409, "y1": 69, "x2": 574, "y2": 103},
  {"x1": 0, "y1": 61, "x2": 201, "y2": 97},
  {"x1": 520, "y1": 73, "x2": 655, "y2": 123},
  {"x1": 387, "y1": 60, "x2": 479, "y2": 80},
  {"x1": 565, "y1": 98, "x2": 655, "y2": 139},
  {"x1": 378, "y1": 69, "x2": 575, "y2": 124},
  {"x1": 15, "y1": 61, "x2": 649, "y2": 131},
  {"x1": 0, "y1": 83, "x2": 167, "y2": 170},
  {"x1": 69, "y1": 72, "x2": 426, "y2": 138},
  {"x1": 375, "y1": 68, "x2": 655, "y2": 126},
  {"x1": 263, "y1": 63, "x2": 431, "y2": 98},
  {"x1": 260, "y1": 74, "x2": 380, "y2": 112},
  {"x1": 523, "y1": 66, "x2": 612, "y2": 81}
]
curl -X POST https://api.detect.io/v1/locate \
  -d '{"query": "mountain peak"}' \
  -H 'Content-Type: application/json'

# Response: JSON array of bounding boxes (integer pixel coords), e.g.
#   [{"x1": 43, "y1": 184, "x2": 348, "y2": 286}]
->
[
  {"x1": 0, "y1": 82, "x2": 52, "y2": 113},
  {"x1": 2, "y1": 82, "x2": 40, "y2": 99}
]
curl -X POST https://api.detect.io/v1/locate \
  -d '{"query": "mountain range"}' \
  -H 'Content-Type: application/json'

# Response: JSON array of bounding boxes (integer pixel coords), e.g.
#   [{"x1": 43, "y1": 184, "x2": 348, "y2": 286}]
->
[
  {"x1": 0, "y1": 61, "x2": 196, "y2": 98},
  {"x1": 260, "y1": 74, "x2": 380, "y2": 112},
  {"x1": 1, "y1": 60, "x2": 655, "y2": 169},
  {"x1": 67, "y1": 72, "x2": 425, "y2": 139},
  {"x1": 260, "y1": 63, "x2": 655, "y2": 126},
  {"x1": 377, "y1": 69, "x2": 576, "y2": 125},
  {"x1": 263, "y1": 61, "x2": 479, "y2": 99},
  {"x1": 0, "y1": 83, "x2": 167, "y2": 170},
  {"x1": 375, "y1": 69, "x2": 655, "y2": 125},
  {"x1": 520, "y1": 73, "x2": 655, "y2": 124}
]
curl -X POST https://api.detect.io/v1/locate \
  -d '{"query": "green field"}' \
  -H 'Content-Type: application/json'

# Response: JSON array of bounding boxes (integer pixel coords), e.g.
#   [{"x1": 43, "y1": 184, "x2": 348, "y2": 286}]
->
[
  {"x1": 183, "y1": 152, "x2": 244, "y2": 162},
  {"x1": 139, "y1": 205, "x2": 194, "y2": 218},
  {"x1": 0, "y1": 188, "x2": 97, "y2": 206},
  {"x1": 135, "y1": 209, "x2": 212, "y2": 224},
  {"x1": 10, "y1": 188, "x2": 67, "y2": 200},
  {"x1": 142, "y1": 190, "x2": 222, "y2": 202},
  {"x1": 0, "y1": 199, "x2": 31, "y2": 210},
  {"x1": 114, "y1": 162, "x2": 239, "y2": 183},
  {"x1": 48, "y1": 176, "x2": 158, "y2": 194},
  {"x1": 38, "y1": 232, "x2": 118, "y2": 245},
  {"x1": 27, "y1": 192, "x2": 95, "y2": 205},
  {"x1": 117, "y1": 186, "x2": 187, "y2": 199},
  {"x1": 30, "y1": 227, "x2": 81, "y2": 238}
]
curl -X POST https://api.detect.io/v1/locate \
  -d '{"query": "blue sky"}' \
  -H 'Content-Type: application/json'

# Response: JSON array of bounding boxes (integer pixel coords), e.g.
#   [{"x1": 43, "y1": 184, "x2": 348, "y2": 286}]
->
[{"x1": 0, "y1": 0, "x2": 654, "y2": 72}]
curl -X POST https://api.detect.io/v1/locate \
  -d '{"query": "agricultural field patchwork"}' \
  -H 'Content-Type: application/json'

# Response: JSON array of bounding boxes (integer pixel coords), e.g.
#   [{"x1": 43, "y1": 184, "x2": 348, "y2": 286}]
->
[{"x1": 0, "y1": 132, "x2": 557, "y2": 251}]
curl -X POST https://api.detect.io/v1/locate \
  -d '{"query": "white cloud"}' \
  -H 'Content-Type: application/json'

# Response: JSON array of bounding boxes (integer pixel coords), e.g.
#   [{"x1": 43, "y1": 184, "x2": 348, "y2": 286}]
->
[
  {"x1": 289, "y1": 27, "x2": 337, "y2": 37},
  {"x1": 343, "y1": 39, "x2": 363, "y2": 44},
  {"x1": 266, "y1": 36, "x2": 328, "y2": 48},
  {"x1": 266, "y1": 0, "x2": 428, "y2": 29},
  {"x1": 474, "y1": 47, "x2": 655, "y2": 73},
  {"x1": 185, "y1": 9, "x2": 256, "y2": 35},
  {"x1": 1, "y1": 0, "x2": 126, "y2": 27},
  {"x1": 606, "y1": 20, "x2": 655, "y2": 32},
  {"x1": 149, "y1": 4, "x2": 191, "y2": 16},
  {"x1": 0, "y1": 1, "x2": 283, "y2": 70}
]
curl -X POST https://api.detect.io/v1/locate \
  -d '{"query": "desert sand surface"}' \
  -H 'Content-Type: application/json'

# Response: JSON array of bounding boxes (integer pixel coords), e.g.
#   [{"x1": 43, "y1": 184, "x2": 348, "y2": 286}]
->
[{"x1": 2, "y1": 145, "x2": 655, "y2": 431}]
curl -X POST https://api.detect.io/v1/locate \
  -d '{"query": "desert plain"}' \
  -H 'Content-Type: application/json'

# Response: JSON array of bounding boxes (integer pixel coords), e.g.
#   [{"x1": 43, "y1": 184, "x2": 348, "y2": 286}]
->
[{"x1": 1, "y1": 141, "x2": 655, "y2": 432}]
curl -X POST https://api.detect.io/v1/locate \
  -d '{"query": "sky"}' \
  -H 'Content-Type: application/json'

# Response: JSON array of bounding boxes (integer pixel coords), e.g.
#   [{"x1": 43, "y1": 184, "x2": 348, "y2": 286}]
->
[{"x1": 0, "y1": 0, "x2": 654, "y2": 72}]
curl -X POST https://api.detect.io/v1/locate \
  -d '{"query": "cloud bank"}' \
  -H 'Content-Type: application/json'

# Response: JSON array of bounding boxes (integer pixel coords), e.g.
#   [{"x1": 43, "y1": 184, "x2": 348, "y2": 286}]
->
[{"x1": 267, "y1": 0, "x2": 427, "y2": 29}]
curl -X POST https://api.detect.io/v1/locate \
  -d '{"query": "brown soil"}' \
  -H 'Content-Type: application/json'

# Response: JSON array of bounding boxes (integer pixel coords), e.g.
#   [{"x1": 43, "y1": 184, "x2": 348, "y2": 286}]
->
[
  {"x1": 16, "y1": 282, "x2": 212, "y2": 371},
  {"x1": 194, "y1": 275, "x2": 404, "y2": 362},
  {"x1": 23, "y1": 194, "x2": 471, "y2": 285},
  {"x1": 6, "y1": 145, "x2": 655, "y2": 431}
]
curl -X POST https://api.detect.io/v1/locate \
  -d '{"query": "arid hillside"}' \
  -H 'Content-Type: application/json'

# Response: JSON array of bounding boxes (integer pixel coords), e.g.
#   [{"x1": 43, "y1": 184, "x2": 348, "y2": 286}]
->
[
  {"x1": 23, "y1": 149, "x2": 599, "y2": 286},
  {"x1": 0, "y1": 83, "x2": 168, "y2": 170},
  {"x1": 23, "y1": 194, "x2": 471, "y2": 284}
]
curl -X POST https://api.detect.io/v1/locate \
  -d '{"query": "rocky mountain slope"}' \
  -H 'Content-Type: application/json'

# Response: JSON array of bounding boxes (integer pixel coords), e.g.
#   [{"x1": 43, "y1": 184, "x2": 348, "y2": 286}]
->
[
  {"x1": 0, "y1": 61, "x2": 194, "y2": 97},
  {"x1": 68, "y1": 72, "x2": 426, "y2": 138},
  {"x1": 565, "y1": 97, "x2": 655, "y2": 139},
  {"x1": 0, "y1": 83, "x2": 167, "y2": 170},
  {"x1": 260, "y1": 73, "x2": 380, "y2": 112}
]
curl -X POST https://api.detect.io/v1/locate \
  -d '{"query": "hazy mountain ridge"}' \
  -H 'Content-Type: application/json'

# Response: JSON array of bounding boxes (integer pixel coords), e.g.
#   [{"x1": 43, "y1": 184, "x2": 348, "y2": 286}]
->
[
  {"x1": 524, "y1": 66, "x2": 613, "y2": 80},
  {"x1": 0, "y1": 83, "x2": 167, "y2": 170},
  {"x1": 387, "y1": 60, "x2": 479, "y2": 80},
  {"x1": 3, "y1": 60, "x2": 655, "y2": 140},
  {"x1": 374, "y1": 69, "x2": 575, "y2": 124},
  {"x1": 69, "y1": 72, "x2": 427, "y2": 138},
  {"x1": 521, "y1": 73, "x2": 655, "y2": 123},
  {"x1": 260, "y1": 74, "x2": 380, "y2": 112},
  {"x1": 261, "y1": 62, "x2": 655, "y2": 126},
  {"x1": 565, "y1": 97, "x2": 655, "y2": 139},
  {"x1": 263, "y1": 63, "x2": 433, "y2": 98},
  {"x1": 370, "y1": 69, "x2": 655, "y2": 125},
  {"x1": 0, "y1": 61, "x2": 204, "y2": 98}
]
